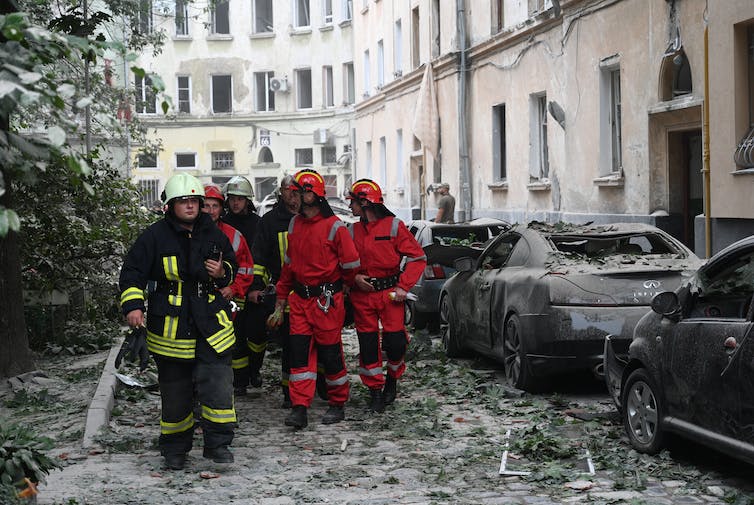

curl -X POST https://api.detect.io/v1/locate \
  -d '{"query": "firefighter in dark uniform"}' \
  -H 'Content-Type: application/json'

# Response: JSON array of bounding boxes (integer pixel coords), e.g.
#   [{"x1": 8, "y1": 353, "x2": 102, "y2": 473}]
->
[
  {"x1": 119, "y1": 173, "x2": 238, "y2": 470},
  {"x1": 273, "y1": 169, "x2": 360, "y2": 428},
  {"x1": 246, "y1": 175, "x2": 300, "y2": 407},
  {"x1": 347, "y1": 179, "x2": 426, "y2": 412},
  {"x1": 221, "y1": 176, "x2": 261, "y2": 394}
]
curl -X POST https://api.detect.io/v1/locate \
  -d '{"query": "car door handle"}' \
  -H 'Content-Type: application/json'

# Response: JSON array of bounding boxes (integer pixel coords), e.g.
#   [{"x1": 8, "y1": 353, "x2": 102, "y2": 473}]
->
[
  {"x1": 480, "y1": 283, "x2": 491, "y2": 291},
  {"x1": 724, "y1": 336, "x2": 737, "y2": 351}
]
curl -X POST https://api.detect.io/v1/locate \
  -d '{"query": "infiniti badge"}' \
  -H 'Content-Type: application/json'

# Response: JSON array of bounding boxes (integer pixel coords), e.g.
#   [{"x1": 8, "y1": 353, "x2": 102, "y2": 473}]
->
[{"x1": 643, "y1": 280, "x2": 661, "y2": 289}]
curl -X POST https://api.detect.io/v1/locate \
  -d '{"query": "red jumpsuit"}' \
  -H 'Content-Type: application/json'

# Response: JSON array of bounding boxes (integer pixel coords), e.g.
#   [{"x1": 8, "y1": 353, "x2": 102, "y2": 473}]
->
[
  {"x1": 276, "y1": 213, "x2": 360, "y2": 407},
  {"x1": 349, "y1": 217, "x2": 426, "y2": 389}
]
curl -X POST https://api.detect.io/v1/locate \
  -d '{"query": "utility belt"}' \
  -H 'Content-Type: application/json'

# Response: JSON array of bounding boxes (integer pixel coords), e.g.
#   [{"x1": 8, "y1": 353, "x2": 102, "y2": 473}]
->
[
  {"x1": 293, "y1": 279, "x2": 343, "y2": 299},
  {"x1": 368, "y1": 274, "x2": 400, "y2": 291},
  {"x1": 156, "y1": 279, "x2": 215, "y2": 298}
]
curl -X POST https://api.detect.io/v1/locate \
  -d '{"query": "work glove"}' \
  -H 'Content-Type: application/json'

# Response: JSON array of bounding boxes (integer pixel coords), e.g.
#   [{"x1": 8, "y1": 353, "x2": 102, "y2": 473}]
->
[
  {"x1": 115, "y1": 326, "x2": 149, "y2": 371},
  {"x1": 266, "y1": 305, "x2": 284, "y2": 329}
]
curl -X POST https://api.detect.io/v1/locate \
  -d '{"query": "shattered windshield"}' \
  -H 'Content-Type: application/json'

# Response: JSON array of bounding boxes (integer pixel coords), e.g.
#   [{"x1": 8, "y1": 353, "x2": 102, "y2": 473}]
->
[{"x1": 550, "y1": 233, "x2": 680, "y2": 259}]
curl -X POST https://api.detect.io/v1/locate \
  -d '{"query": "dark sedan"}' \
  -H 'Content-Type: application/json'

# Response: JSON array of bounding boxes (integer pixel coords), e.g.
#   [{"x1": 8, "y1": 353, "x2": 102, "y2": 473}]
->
[
  {"x1": 604, "y1": 235, "x2": 754, "y2": 464},
  {"x1": 440, "y1": 221, "x2": 702, "y2": 392}
]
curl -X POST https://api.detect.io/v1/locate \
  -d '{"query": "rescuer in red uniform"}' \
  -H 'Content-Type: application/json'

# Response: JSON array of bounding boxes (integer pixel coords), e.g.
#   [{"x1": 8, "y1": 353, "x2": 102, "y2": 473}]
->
[
  {"x1": 273, "y1": 169, "x2": 360, "y2": 428},
  {"x1": 347, "y1": 179, "x2": 426, "y2": 412}
]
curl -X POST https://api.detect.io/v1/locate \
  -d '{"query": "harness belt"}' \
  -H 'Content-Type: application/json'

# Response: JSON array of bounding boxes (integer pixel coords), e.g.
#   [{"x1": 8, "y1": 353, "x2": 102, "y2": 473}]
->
[
  {"x1": 368, "y1": 274, "x2": 400, "y2": 291},
  {"x1": 156, "y1": 279, "x2": 214, "y2": 297},
  {"x1": 293, "y1": 279, "x2": 344, "y2": 299}
]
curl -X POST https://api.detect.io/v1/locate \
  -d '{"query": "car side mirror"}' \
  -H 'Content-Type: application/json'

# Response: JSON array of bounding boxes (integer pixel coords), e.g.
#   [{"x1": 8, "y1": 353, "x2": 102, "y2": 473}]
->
[
  {"x1": 651, "y1": 291, "x2": 680, "y2": 316},
  {"x1": 454, "y1": 256, "x2": 474, "y2": 273}
]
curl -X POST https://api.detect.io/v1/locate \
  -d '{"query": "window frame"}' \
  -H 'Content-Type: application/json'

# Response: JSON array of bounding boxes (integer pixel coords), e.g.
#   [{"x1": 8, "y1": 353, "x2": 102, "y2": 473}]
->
[
  {"x1": 295, "y1": 68, "x2": 313, "y2": 110},
  {"x1": 294, "y1": 0, "x2": 311, "y2": 28},
  {"x1": 529, "y1": 93, "x2": 549, "y2": 181},
  {"x1": 252, "y1": 0, "x2": 274, "y2": 33},
  {"x1": 135, "y1": 74, "x2": 156, "y2": 114},
  {"x1": 492, "y1": 103, "x2": 507, "y2": 182},
  {"x1": 175, "y1": 152, "x2": 197, "y2": 170},
  {"x1": 343, "y1": 62, "x2": 355, "y2": 105},
  {"x1": 211, "y1": 151, "x2": 235, "y2": 171},
  {"x1": 177, "y1": 75, "x2": 191, "y2": 114},
  {"x1": 210, "y1": 0, "x2": 231, "y2": 35},
  {"x1": 211, "y1": 74, "x2": 233, "y2": 114},
  {"x1": 254, "y1": 71, "x2": 276, "y2": 112},
  {"x1": 295, "y1": 147, "x2": 314, "y2": 166},
  {"x1": 175, "y1": 0, "x2": 189, "y2": 36},
  {"x1": 323, "y1": 65, "x2": 334, "y2": 108}
]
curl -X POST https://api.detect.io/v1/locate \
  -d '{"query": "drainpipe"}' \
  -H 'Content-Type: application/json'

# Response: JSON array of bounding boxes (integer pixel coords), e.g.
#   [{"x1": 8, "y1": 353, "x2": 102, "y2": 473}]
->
[
  {"x1": 702, "y1": 20, "x2": 711, "y2": 258},
  {"x1": 456, "y1": 0, "x2": 471, "y2": 222}
]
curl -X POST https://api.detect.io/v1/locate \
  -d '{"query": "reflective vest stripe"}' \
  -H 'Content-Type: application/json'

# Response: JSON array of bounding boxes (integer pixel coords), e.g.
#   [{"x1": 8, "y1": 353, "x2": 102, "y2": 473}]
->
[
  {"x1": 328, "y1": 220, "x2": 345, "y2": 241},
  {"x1": 163, "y1": 315, "x2": 178, "y2": 340},
  {"x1": 160, "y1": 413, "x2": 194, "y2": 435},
  {"x1": 232, "y1": 356, "x2": 249, "y2": 369},
  {"x1": 231, "y1": 230, "x2": 241, "y2": 251},
  {"x1": 206, "y1": 311, "x2": 235, "y2": 354},
  {"x1": 342, "y1": 259, "x2": 360, "y2": 269},
  {"x1": 359, "y1": 366, "x2": 384, "y2": 376},
  {"x1": 253, "y1": 264, "x2": 270, "y2": 286},
  {"x1": 278, "y1": 231, "x2": 288, "y2": 269},
  {"x1": 387, "y1": 360, "x2": 404, "y2": 372},
  {"x1": 390, "y1": 217, "x2": 399, "y2": 238},
  {"x1": 247, "y1": 340, "x2": 267, "y2": 353},
  {"x1": 163, "y1": 256, "x2": 180, "y2": 281},
  {"x1": 405, "y1": 255, "x2": 427, "y2": 263},
  {"x1": 201, "y1": 405, "x2": 237, "y2": 424},
  {"x1": 289, "y1": 371, "x2": 318, "y2": 382},
  {"x1": 233, "y1": 298, "x2": 246, "y2": 310},
  {"x1": 147, "y1": 330, "x2": 196, "y2": 359},
  {"x1": 326, "y1": 374, "x2": 348, "y2": 386},
  {"x1": 120, "y1": 287, "x2": 145, "y2": 306}
]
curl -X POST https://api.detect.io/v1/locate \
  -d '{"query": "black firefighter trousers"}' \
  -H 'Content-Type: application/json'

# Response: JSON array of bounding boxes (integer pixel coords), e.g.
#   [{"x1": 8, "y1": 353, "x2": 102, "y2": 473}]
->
[{"x1": 155, "y1": 337, "x2": 235, "y2": 456}]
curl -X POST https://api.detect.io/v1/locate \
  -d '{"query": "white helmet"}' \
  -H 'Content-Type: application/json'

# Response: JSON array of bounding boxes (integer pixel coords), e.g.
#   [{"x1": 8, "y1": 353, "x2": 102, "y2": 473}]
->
[{"x1": 224, "y1": 176, "x2": 254, "y2": 200}]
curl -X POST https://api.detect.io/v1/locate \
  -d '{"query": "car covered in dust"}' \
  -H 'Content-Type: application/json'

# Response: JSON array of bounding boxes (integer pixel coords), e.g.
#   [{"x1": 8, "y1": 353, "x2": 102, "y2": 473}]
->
[
  {"x1": 440, "y1": 221, "x2": 702, "y2": 392},
  {"x1": 604, "y1": 235, "x2": 754, "y2": 464}
]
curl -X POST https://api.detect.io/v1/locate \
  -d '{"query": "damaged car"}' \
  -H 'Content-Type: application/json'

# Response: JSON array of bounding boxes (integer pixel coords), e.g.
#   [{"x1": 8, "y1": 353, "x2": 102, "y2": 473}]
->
[
  {"x1": 604, "y1": 235, "x2": 754, "y2": 464},
  {"x1": 440, "y1": 221, "x2": 702, "y2": 392},
  {"x1": 405, "y1": 218, "x2": 509, "y2": 329}
]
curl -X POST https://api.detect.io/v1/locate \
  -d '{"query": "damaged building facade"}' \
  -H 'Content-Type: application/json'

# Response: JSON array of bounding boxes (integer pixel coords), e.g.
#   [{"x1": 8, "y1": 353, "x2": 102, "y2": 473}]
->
[
  {"x1": 128, "y1": 0, "x2": 358, "y2": 205},
  {"x1": 351, "y1": 0, "x2": 754, "y2": 256}
]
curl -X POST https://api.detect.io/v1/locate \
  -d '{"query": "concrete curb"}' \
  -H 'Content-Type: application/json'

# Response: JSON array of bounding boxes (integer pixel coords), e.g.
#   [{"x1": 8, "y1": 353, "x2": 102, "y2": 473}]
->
[{"x1": 82, "y1": 336, "x2": 124, "y2": 448}]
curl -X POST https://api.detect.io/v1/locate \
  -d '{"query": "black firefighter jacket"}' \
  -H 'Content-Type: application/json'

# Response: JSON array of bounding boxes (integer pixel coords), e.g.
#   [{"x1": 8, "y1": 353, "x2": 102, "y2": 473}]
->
[
  {"x1": 119, "y1": 212, "x2": 238, "y2": 360},
  {"x1": 249, "y1": 201, "x2": 296, "y2": 291}
]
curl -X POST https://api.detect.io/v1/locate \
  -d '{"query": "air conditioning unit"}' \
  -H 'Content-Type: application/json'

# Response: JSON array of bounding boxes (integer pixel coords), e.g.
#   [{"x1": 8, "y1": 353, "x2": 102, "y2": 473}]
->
[
  {"x1": 269, "y1": 77, "x2": 288, "y2": 93},
  {"x1": 313, "y1": 128, "x2": 329, "y2": 144}
]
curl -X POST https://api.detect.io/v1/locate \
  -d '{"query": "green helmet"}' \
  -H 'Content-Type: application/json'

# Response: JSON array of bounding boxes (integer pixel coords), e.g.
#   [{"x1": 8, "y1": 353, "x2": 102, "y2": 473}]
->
[
  {"x1": 162, "y1": 173, "x2": 204, "y2": 203},
  {"x1": 224, "y1": 175, "x2": 254, "y2": 200}
]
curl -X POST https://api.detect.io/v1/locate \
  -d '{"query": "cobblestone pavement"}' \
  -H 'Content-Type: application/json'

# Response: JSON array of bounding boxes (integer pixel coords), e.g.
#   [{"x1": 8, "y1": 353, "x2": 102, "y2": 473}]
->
[{"x1": 7, "y1": 328, "x2": 753, "y2": 504}]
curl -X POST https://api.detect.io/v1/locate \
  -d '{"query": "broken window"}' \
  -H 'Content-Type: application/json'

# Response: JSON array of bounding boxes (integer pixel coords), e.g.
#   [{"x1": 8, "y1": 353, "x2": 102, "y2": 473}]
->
[
  {"x1": 343, "y1": 62, "x2": 355, "y2": 105},
  {"x1": 135, "y1": 74, "x2": 156, "y2": 114},
  {"x1": 550, "y1": 233, "x2": 678, "y2": 258},
  {"x1": 254, "y1": 71, "x2": 275, "y2": 112},
  {"x1": 294, "y1": 0, "x2": 310, "y2": 27},
  {"x1": 212, "y1": 75, "x2": 232, "y2": 113},
  {"x1": 138, "y1": 179, "x2": 160, "y2": 207},
  {"x1": 295, "y1": 68, "x2": 312, "y2": 109},
  {"x1": 176, "y1": 153, "x2": 196, "y2": 169},
  {"x1": 177, "y1": 75, "x2": 191, "y2": 113},
  {"x1": 211, "y1": 0, "x2": 230, "y2": 34},
  {"x1": 735, "y1": 25, "x2": 754, "y2": 169},
  {"x1": 323, "y1": 66, "x2": 334, "y2": 108},
  {"x1": 492, "y1": 104, "x2": 507, "y2": 181},
  {"x1": 529, "y1": 93, "x2": 549, "y2": 180},
  {"x1": 212, "y1": 151, "x2": 235, "y2": 170},
  {"x1": 322, "y1": 146, "x2": 337, "y2": 165},
  {"x1": 175, "y1": 0, "x2": 189, "y2": 36},
  {"x1": 295, "y1": 148, "x2": 313, "y2": 166},
  {"x1": 253, "y1": 0, "x2": 273, "y2": 33}
]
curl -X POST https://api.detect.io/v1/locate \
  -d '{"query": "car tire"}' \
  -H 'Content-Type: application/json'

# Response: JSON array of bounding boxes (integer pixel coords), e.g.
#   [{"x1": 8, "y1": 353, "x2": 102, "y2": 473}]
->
[
  {"x1": 442, "y1": 299, "x2": 466, "y2": 358},
  {"x1": 503, "y1": 314, "x2": 538, "y2": 392},
  {"x1": 622, "y1": 368, "x2": 665, "y2": 454}
]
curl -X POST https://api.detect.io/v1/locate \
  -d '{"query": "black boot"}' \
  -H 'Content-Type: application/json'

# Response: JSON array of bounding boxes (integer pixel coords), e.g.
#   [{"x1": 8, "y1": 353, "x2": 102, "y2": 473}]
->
[
  {"x1": 285, "y1": 405, "x2": 308, "y2": 428},
  {"x1": 281, "y1": 387, "x2": 292, "y2": 409},
  {"x1": 164, "y1": 453, "x2": 186, "y2": 470},
  {"x1": 250, "y1": 371, "x2": 263, "y2": 388},
  {"x1": 203, "y1": 446, "x2": 234, "y2": 463},
  {"x1": 383, "y1": 376, "x2": 397, "y2": 405},
  {"x1": 322, "y1": 405, "x2": 345, "y2": 424},
  {"x1": 368, "y1": 389, "x2": 385, "y2": 413}
]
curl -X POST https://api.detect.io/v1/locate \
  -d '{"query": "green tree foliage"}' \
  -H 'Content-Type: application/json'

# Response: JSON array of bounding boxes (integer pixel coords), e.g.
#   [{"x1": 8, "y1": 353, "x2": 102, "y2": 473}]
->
[{"x1": 0, "y1": 0, "x2": 167, "y2": 376}]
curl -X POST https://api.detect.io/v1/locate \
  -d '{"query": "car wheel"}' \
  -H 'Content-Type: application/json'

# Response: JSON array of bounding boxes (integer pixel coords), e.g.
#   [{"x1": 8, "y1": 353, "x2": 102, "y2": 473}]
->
[
  {"x1": 404, "y1": 300, "x2": 415, "y2": 327},
  {"x1": 503, "y1": 314, "x2": 538, "y2": 392},
  {"x1": 622, "y1": 368, "x2": 665, "y2": 454},
  {"x1": 442, "y1": 300, "x2": 466, "y2": 358}
]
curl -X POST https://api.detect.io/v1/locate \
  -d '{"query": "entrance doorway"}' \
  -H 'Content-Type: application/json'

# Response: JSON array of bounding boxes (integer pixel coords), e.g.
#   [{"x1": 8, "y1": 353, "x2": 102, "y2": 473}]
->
[{"x1": 667, "y1": 129, "x2": 703, "y2": 249}]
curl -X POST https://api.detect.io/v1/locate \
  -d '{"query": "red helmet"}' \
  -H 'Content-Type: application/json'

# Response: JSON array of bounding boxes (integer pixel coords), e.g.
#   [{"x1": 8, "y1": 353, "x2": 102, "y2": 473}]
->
[
  {"x1": 293, "y1": 169, "x2": 326, "y2": 197},
  {"x1": 204, "y1": 184, "x2": 224, "y2": 202},
  {"x1": 349, "y1": 179, "x2": 383, "y2": 204}
]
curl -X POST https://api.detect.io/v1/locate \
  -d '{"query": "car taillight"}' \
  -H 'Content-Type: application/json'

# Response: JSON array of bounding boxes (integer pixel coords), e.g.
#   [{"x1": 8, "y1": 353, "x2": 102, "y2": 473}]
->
[{"x1": 424, "y1": 264, "x2": 446, "y2": 279}]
